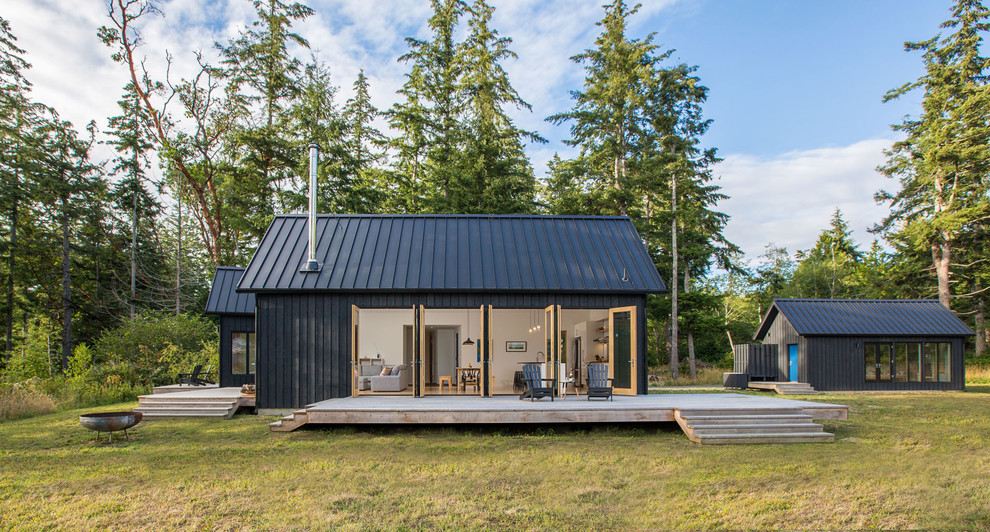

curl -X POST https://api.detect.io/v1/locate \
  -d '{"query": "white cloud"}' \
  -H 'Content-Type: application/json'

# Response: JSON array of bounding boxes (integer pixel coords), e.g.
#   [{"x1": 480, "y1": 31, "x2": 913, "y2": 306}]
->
[
  {"x1": 716, "y1": 138, "x2": 894, "y2": 261},
  {"x1": 4, "y1": 0, "x2": 681, "y2": 179}
]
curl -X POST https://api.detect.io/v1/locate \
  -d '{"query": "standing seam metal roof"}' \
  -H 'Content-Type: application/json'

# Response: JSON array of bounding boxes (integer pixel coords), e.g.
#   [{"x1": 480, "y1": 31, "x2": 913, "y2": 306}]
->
[
  {"x1": 205, "y1": 267, "x2": 255, "y2": 315},
  {"x1": 237, "y1": 215, "x2": 666, "y2": 293},
  {"x1": 754, "y1": 298, "x2": 975, "y2": 339}
]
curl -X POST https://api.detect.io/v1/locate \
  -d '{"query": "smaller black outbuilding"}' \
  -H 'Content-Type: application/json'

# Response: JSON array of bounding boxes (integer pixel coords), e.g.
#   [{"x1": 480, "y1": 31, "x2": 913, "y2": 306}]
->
[
  {"x1": 205, "y1": 267, "x2": 256, "y2": 388},
  {"x1": 742, "y1": 299, "x2": 973, "y2": 391}
]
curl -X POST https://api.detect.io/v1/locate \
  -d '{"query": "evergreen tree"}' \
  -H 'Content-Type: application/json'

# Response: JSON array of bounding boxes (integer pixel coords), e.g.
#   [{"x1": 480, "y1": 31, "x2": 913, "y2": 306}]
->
[
  {"x1": 105, "y1": 83, "x2": 160, "y2": 318},
  {"x1": 790, "y1": 209, "x2": 863, "y2": 298},
  {"x1": 547, "y1": 0, "x2": 657, "y2": 217},
  {"x1": 0, "y1": 16, "x2": 38, "y2": 357},
  {"x1": 219, "y1": 0, "x2": 314, "y2": 229},
  {"x1": 391, "y1": 0, "x2": 468, "y2": 213},
  {"x1": 456, "y1": 0, "x2": 543, "y2": 213},
  {"x1": 877, "y1": 0, "x2": 990, "y2": 310},
  {"x1": 34, "y1": 114, "x2": 104, "y2": 372}
]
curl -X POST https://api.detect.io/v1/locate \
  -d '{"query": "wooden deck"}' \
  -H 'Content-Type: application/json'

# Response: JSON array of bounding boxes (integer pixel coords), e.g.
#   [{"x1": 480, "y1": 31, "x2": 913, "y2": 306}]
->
[{"x1": 271, "y1": 394, "x2": 848, "y2": 444}]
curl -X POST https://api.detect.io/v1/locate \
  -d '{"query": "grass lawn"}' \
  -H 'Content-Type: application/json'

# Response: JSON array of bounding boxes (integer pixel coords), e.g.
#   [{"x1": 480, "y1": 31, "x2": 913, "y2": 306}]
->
[{"x1": 2, "y1": 389, "x2": 989, "y2": 530}]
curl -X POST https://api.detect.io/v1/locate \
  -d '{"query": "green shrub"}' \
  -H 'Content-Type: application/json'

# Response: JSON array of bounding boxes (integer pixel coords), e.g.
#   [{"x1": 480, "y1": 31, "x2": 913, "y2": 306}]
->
[
  {"x1": 92, "y1": 312, "x2": 218, "y2": 386},
  {"x1": 2, "y1": 318, "x2": 58, "y2": 381}
]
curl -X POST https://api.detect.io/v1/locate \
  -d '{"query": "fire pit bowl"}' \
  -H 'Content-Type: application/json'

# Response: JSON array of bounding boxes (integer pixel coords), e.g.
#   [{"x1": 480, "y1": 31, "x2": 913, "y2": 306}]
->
[{"x1": 79, "y1": 411, "x2": 143, "y2": 442}]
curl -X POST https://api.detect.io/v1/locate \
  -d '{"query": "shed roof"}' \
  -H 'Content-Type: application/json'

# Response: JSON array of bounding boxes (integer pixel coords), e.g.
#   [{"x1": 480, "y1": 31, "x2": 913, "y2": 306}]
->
[
  {"x1": 205, "y1": 267, "x2": 255, "y2": 315},
  {"x1": 237, "y1": 214, "x2": 666, "y2": 293},
  {"x1": 754, "y1": 298, "x2": 975, "y2": 340}
]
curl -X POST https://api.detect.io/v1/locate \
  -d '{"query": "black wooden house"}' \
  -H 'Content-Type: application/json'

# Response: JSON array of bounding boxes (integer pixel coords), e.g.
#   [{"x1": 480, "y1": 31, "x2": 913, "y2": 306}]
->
[
  {"x1": 233, "y1": 214, "x2": 666, "y2": 411},
  {"x1": 204, "y1": 267, "x2": 256, "y2": 388},
  {"x1": 736, "y1": 299, "x2": 972, "y2": 391}
]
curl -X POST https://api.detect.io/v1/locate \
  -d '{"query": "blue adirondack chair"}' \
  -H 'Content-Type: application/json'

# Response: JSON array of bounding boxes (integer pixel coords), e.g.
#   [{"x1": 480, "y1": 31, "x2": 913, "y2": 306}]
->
[
  {"x1": 586, "y1": 362, "x2": 613, "y2": 401},
  {"x1": 520, "y1": 363, "x2": 555, "y2": 401}
]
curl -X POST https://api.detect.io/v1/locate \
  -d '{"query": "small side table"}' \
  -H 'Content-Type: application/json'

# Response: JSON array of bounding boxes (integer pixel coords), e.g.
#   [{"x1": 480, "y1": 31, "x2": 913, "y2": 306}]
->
[
  {"x1": 560, "y1": 377, "x2": 579, "y2": 399},
  {"x1": 439, "y1": 375, "x2": 453, "y2": 394}
]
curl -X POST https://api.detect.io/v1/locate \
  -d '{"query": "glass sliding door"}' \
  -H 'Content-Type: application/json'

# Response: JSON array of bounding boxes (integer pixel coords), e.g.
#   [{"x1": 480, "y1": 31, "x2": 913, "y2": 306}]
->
[{"x1": 609, "y1": 306, "x2": 637, "y2": 395}]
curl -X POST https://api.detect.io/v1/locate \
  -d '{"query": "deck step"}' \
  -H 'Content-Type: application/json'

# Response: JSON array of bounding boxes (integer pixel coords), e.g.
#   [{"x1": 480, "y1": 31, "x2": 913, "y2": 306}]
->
[
  {"x1": 693, "y1": 432, "x2": 834, "y2": 444},
  {"x1": 680, "y1": 414, "x2": 813, "y2": 425},
  {"x1": 135, "y1": 395, "x2": 242, "y2": 419},
  {"x1": 269, "y1": 410, "x2": 309, "y2": 432},
  {"x1": 747, "y1": 382, "x2": 819, "y2": 395},
  {"x1": 674, "y1": 408, "x2": 834, "y2": 445},
  {"x1": 690, "y1": 423, "x2": 824, "y2": 434}
]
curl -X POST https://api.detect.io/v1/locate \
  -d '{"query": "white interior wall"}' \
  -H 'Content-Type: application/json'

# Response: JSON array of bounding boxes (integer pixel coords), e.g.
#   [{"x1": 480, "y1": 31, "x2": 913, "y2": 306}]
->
[
  {"x1": 357, "y1": 308, "x2": 479, "y2": 369},
  {"x1": 357, "y1": 307, "x2": 609, "y2": 392}
]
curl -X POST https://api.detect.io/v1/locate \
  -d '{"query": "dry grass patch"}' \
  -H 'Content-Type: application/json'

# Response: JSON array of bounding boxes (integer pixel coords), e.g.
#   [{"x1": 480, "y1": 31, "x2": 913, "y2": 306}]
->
[
  {"x1": 0, "y1": 381, "x2": 56, "y2": 421},
  {"x1": 1, "y1": 389, "x2": 989, "y2": 529}
]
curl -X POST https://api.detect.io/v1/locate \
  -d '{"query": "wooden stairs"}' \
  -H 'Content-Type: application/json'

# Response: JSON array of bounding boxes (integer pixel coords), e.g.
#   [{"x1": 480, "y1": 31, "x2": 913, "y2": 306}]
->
[
  {"x1": 748, "y1": 381, "x2": 819, "y2": 395},
  {"x1": 269, "y1": 409, "x2": 310, "y2": 432},
  {"x1": 674, "y1": 408, "x2": 834, "y2": 444},
  {"x1": 135, "y1": 395, "x2": 243, "y2": 419}
]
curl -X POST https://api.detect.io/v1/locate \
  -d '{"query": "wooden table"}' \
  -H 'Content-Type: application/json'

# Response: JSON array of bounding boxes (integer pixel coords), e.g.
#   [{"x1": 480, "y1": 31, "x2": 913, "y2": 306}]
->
[{"x1": 456, "y1": 367, "x2": 481, "y2": 391}]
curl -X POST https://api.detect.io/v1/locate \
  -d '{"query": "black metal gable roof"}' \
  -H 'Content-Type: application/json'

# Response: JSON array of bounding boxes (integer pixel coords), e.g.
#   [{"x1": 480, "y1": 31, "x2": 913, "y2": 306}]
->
[
  {"x1": 754, "y1": 298, "x2": 975, "y2": 340},
  {"x1": 237, "y1": 214, "x2": 666, "y2": 293},
  {"x1": 205, "y1": 267, "x2": 255, "y2": 315}
]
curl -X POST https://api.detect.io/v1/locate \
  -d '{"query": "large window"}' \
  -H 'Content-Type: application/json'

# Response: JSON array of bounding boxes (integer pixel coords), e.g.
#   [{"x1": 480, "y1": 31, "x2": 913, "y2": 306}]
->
[
  {"x1": 232, "y1": 332, "x2": 256, "y2": 375},
  {"x1": 865, "y1": 341, "x2": 950, "y2": 383}
]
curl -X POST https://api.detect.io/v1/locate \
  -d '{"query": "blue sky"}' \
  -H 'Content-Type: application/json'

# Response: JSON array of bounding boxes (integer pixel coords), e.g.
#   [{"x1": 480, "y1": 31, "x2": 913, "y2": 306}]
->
[
  {"x1": 648, "y1": 0, "x2": 947, "y2": 157},
  {"x1": 4, "y1": 0, "x2": 960, "y2": 263}
]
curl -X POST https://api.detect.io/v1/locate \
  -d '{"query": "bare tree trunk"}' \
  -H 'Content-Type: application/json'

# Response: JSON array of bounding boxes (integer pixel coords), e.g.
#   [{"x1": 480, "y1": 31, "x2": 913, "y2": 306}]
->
[
  {"x1": 933, "y1": 237, "x2": 951, "y2": 309},
  {"x1": 130, "y1": 186, "x2": 138, "y2": 320},
  {"x1": 175, "y1": 169, "x2": 182, "y2": 316},
  {"x1": 726, "y1": 330, "x2": 735, "y2": 351},
  {"x1": 669, "y1": 172, "x2": 679, "y2": 379},
  {"x1": 685, "y1": 267, "x2": 695, "y2": 379},
  {"x1": 5, "y1": 174, "x2": 16, "y2": 356},
  {"x1": 60, "y1": 194, "x2": 72, "y2": 373},
  {"x1": 976, "y1": 291, "x2": 986, "y2": 357}
]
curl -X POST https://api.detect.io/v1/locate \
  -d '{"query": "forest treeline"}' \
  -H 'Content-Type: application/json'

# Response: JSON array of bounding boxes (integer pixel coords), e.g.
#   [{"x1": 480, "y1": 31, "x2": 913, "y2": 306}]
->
[{"x1": 2, "y1": 0, "x2": 989, "y2": 410}]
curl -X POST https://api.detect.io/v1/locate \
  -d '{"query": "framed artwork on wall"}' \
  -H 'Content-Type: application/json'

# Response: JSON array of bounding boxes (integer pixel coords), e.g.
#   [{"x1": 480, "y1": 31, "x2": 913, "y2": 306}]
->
[{"x1": 506, "y1": 341, "x2": 527, "y2": 352}]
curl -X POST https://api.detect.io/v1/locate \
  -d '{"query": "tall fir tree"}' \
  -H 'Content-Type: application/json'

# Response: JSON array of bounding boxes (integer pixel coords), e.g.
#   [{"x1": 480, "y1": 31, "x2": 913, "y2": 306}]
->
[
  {"x1": 391, "y1": 0, "x2": 468, "y2": 213},
  {"x1": 455, "y1": 0, "x2": 543, "y2": 213},
  {"x1": 219, "y1": 0, "x2": 314, "y2": 231},
  {"x1": 105, "y1": 83, "x2": 160, "y2": 318},
  {"x1": 877, "y1": 0, "x2": 990, "y2": 310}
]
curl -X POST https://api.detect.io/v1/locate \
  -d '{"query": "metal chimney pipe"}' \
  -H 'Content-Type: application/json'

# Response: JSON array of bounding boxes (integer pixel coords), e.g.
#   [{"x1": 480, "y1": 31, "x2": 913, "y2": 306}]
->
[{"x1": 304, "y1": 143, "x2": 321, "y2": 272}]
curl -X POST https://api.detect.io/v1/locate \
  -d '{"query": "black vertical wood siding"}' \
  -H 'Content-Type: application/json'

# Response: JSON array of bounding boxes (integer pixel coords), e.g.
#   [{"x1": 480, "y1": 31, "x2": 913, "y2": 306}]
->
[
  {"x1": 219, "y1": 315, "x2": 256, "y2": 388},
  {"x1": 733, "y1": 344, "x2": 779, "y2": 378},
  {"x1": 805, "y1": 336, "x2": 965, "y2": 391},
  {"x1": 255, "y1": 292, "x2": 647, "y2": 409}
]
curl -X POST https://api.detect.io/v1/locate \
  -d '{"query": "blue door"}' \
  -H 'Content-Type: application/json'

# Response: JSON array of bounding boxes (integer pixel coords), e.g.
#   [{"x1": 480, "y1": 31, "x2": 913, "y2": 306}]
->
[{"x1": 788, "y1": 344, "x2": 799, "y2": 382}]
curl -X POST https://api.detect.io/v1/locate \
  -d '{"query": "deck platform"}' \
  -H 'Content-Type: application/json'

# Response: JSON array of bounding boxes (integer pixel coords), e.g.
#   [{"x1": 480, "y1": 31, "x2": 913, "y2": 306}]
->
[
  {"x1": 137, "y1": 387, "x2": 255, "y2": 419},
  {"x1": 272, "y1": 394, "x2": 848, "y2": 443}
]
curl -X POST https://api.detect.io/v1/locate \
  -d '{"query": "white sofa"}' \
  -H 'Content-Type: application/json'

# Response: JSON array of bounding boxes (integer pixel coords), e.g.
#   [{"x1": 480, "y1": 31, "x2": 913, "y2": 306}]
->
[{"x1": 369, "y1": 364, "x2": 410, "y2": 392}]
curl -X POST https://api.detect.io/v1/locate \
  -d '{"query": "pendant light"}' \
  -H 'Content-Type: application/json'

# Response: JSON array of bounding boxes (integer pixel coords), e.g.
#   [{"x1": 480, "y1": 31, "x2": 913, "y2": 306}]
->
[{"x1": 462, "y1": 308, "x2": 475, "y2": 346}]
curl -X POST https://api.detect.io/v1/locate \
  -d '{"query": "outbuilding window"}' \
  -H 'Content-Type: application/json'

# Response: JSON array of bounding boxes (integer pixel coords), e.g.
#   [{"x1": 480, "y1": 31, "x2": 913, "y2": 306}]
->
[
  {"x1": 865, "y1": 342, "x2": 949, "y2": 383},
  {"x1": 232, "y1": 332, "x2": 256, "y2": 375}
]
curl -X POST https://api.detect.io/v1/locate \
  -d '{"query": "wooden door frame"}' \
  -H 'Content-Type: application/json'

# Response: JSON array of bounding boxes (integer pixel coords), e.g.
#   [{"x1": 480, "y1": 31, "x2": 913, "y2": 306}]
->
[
  {"x1": 351, "y1": 305, "x2": 359, "y2": 397},
  {"x1": 414, "y1": 305, "x2": 427, "y2": 397},
  {"x1": 609, "y1": 306, "x2": 637, "y2": 395},
  {"x1": 544, "y1": 305, "x2": 561, "y2": 396}
]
